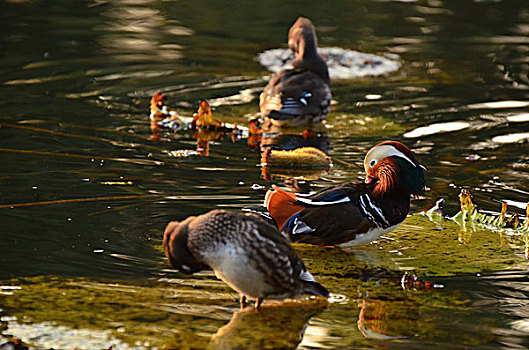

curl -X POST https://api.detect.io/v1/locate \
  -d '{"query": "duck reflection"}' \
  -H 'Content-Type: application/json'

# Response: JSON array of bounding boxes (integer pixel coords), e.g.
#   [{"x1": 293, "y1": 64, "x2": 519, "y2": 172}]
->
[
  {"x1": 210, "y1": 298, "x2": 328, "y2": 349},
  {"x1": 259, "y1": 122, "x2": 329, "y2": 153},
  {"x1": 357, "y1": 299, "x2": 412, "y2": 340},
  {"x1": 259, "y1": 124, "x2": 331, "y2": 186}
]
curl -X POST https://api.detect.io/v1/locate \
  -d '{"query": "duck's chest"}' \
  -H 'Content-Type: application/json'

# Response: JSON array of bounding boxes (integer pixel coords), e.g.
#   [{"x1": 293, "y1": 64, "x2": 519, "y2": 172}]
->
[
  {"x1": 358, "y1": 194, "x2": 409, "y2": 227},
  {"x1": 199, "y1": 243, "x2": 272, "y2": 299},
  {"x1": 337, "y1": 222, "x2": 402, "y2": 247}
]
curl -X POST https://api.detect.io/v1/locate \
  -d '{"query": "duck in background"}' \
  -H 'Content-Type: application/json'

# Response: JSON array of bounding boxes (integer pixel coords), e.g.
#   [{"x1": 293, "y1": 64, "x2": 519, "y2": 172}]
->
[
  {"x1": 163, "y1": 210, "x2": 328, "y2": 310},
  {"x1": 148, "y1": 94, "x2": 256, "y2": 154},
  {"x1": 264, "y1": 141, "x2": 426, "y2": 247},
  {"x1": 149, "y1": 93, "x2": 250, "y2": 136},
  {"x1": 149, "y1": 92, "x2": 182, "y2": 135},
  {"x1": 192, "y1": 100, "x2": 222, "y2": 129},
  {"x1": 260, "y1": 17, "x2": 331, "y2": 129},
  {"x1": 191, "y1": 100, "x2": 223, "y2": 156},
  {"x1": 247, "y1": 117, "x2": 262, "y2": 150}
]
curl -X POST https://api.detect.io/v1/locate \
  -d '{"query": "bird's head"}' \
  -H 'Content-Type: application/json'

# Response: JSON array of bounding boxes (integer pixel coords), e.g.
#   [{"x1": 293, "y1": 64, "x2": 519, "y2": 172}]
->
[
  {"x1": 150, "y1": 91, "x2": 166, "y2": 111},
  {"x1": 198, "y1": 100, "x2": 211, "y2": 117},
  {"x1": 288, "y1": 17, "x2": 317, "y2": 57},
  {"x1": 287, "y1": 17, "x2": 329, "y2": 84},
  {"x1": 193, "y1": 100, "x2": 219, "y2": 127},
  {"x1": 163, "y1": 216, "x2": 205, "y2": 274},
  {"x1": 364, "y1": 141, "x2": 425, "y2": 198}
]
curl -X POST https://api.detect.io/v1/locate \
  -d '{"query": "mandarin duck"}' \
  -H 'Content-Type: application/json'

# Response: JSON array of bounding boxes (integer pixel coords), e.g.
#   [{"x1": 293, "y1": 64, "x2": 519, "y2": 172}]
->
[
  {"x1": 260, "y1": 17, "x2": 331, "y2": 128},
  {"x1": 149, "y1": 91, "x2": 181, "y2": 131},
  {"x1": 163, "y1": 210, "x2": 328, "y2": 309},
  {"x1": 264, "y1": 141, "x2": 426, "y2": 247}
]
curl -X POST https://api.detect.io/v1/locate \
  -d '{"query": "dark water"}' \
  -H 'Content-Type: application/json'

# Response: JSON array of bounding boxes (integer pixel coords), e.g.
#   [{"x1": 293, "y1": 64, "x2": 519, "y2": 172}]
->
[{"x1": 1, "y1": 0, "x2": 529, "y2": 348}]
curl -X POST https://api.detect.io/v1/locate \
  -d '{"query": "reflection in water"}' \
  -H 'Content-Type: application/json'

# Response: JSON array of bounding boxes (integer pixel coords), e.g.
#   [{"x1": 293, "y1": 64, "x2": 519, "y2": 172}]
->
[
  {"x1": 492, "y1": 133, "x2": 529, "y2": 144},
  {"x1": 261, "y1": 146, "x2": 332, "y2": 183},
  {"x1": 98, "y1": 2, "x2": 191, "y2": 63},
  {"x1": 210, "y1": 298, "x2": 328, "y2": 349},
  {"x1": 507, "y1": 113, "x2": 529, "y2": 123},
  {"x1": 259, "y1": 124, "x2": 331, "y2": 185},
  {"x1": 467, "y1": 100, "x2": 529, "y2": 110},
  {"x1": 259, "y1": 126, "x2": 330, "y2": 153},
  {"x1": 357, "y1": 299, "x2": 411, "y2": 340},
  {"x1": 149, "y1": 95, "x2": 252, "y2": 156},
  {"x1": 258, "y1": 47, "x2": 401, "y2": 79},
  {"x1": 4, "y1": 321, "x2": 127, "y2": 350},
  {"x1": 403, "y1": 121, "x2": 470, "y2": 138}
]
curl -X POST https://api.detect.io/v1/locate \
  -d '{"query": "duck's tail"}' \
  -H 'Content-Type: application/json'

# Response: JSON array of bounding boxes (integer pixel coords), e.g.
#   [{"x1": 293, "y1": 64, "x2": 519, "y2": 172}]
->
[
  {"x1": 264, "y1": 185, "x2": 305, "y2": 231},
  {"x1": 241, "y1": 206, "x2": 275, "y2": 226},
  {"x1": 302, "y1": 280, "x2": 329, "y2": 297}
]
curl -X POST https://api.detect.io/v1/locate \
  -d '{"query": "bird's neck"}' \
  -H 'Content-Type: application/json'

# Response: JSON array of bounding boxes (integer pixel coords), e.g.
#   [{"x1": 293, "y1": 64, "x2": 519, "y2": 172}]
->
[
  {"x1": 371, "y1": 163, "x2": 408, "y2": 201},
  {"x1": 292, "y1": 40, "x2": 330, "y2": 84}
]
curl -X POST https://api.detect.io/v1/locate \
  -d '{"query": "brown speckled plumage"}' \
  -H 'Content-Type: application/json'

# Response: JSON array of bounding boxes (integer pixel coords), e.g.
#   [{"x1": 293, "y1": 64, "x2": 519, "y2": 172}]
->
[{"x1": 163, "y1": 210, "x2": 328, "y2": 309}]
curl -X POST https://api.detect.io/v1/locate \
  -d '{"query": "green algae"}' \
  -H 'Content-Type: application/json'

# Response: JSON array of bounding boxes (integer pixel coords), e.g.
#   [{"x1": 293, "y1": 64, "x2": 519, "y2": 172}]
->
[
  {"x1": 0, "y1": 269, "x2": 481, "y2": 349},
  {"x1": 0, "y1": 275, "x2": 228, "y2": 349},
  {"x1": 293, "y1": 210, "x2": 529, "y2": 280},
  {"x1": 2, "y1": 208, "x2": 528, "y2": 348},
  {"x1": 374, "y1": 214, "x2": 529, "y2": 277}
]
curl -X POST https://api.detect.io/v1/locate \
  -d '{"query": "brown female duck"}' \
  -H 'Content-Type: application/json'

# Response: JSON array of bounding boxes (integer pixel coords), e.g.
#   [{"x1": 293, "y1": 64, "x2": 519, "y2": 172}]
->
[
  {"x1": 260, "y1": 17, "x2": 331, "y2": 127},
  {"x1": 163, "y1": 210, "x2": 328, "y2": 309}
]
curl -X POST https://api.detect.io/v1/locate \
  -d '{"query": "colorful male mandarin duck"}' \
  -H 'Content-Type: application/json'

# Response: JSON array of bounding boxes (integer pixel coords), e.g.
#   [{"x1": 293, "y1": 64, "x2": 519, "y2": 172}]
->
[
  {"x1": 163, "y1": 210, "x2": 328, "y2": 310},
  {"x1": 264, "y1": 141, "x2": 426, "y2": 247},
  {"x1": 260, "y1": 17, "x2": 331, "y2": 127},
  {"x1": 149, "y1": 92, "x2": 181, "y2": 131}
]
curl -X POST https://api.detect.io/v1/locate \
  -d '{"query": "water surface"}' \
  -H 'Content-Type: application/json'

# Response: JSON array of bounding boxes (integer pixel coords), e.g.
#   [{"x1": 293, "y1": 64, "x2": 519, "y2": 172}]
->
[{"x1": 1, "y1": 0, "x2": 529, "y2": 348}]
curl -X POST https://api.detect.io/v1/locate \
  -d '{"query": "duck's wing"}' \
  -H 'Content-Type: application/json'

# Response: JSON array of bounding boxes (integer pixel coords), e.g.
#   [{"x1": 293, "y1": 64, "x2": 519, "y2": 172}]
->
[
  {"x1": 241, "y1": 214, "x2": 307, "y2": 297},
  {"x1": 284, "y1": 183, "x2": 384, "y2": 246},
  {"x1": 260, "y1": 69, "x2": 331, "y2": 123}
]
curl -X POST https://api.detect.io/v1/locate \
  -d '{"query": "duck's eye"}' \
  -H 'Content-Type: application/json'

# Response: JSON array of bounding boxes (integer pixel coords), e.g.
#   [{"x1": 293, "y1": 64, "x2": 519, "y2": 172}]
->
[{"x1": 369, "y1": 159, "x2": 377, "y2": 167}]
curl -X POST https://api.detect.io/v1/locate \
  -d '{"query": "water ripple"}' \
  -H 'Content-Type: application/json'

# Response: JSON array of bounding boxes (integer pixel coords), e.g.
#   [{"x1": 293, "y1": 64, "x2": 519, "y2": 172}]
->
[
  {"x1": 403, "y1": 121, "x2": 471, "y2": 138},
  {"x1": 492, "y1": 133, "x2": 529, "y2": 144},
  {"x1": 468, "y1": 100, "x2": 529, "y2": 109}
]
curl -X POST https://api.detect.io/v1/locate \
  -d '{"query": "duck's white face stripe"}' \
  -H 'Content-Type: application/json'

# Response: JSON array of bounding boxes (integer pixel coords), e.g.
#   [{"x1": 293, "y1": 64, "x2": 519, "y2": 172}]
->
[{"x1": 366, "y1": 145, "x2": 417, "y2": 169}]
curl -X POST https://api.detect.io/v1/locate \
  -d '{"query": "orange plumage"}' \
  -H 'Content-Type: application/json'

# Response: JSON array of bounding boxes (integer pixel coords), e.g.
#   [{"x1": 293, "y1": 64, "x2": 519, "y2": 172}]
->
[
  {"x1": 264, "y1": 185, "x2": 305, "y2": 230},
  {"x1": 150, "y1": 91, "x2": 167, "y2": 131},
  {"x1": 193, "y1": 100, "x2": 222, "y2": 128}
]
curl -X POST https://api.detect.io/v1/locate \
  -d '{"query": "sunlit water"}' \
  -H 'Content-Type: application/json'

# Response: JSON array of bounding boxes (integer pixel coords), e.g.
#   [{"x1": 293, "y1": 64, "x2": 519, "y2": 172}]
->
[{"x1": 1, "y1": 0, "x2": 529, "y2": 348}]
